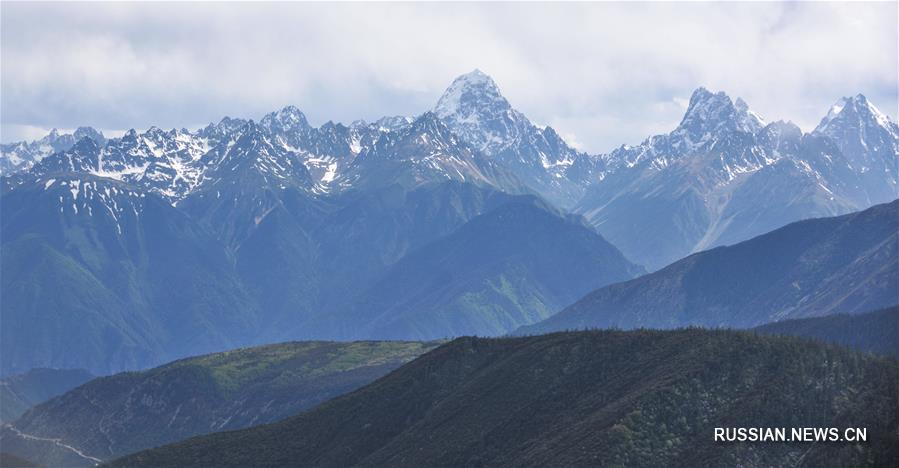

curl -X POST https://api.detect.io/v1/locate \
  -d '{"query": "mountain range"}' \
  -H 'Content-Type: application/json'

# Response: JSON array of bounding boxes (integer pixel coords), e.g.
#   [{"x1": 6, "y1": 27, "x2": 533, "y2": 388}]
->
[
  {"x1": 1, "y1": 70, "x2": 896, "y2": 375},
  {"x1": 0, "y1": 127, "x2": 106, "y2": 176},
  {"x1": 109, "y1": 329, "x2": 899, "y2": 467},
  {"x1": 578, "y1": 90, "x2": 898, "y2": 269},
  {"x1": 517, "y1": 199, "x2": 898, "y2": 334},
  {"x1": 3, "y1": 71, "x2": 894, "y2": 272}
]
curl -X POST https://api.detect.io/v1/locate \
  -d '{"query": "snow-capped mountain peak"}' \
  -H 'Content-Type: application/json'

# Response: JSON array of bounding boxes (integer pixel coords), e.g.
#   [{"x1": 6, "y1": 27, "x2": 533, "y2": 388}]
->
[
  {"x1": 198, "y1": 116, "x2": 249, "y2": 142},
  {"x1": 434, "y1": 69, "x2": 509, "y2": 119},
  {"x1": 0, "y1": 126, "x2": 107, "y2": 175},
  {"x1": 431, "y1": 70, "x2": 596, "y2": 208},
  {"x1": 373, "y1": 115, "x2": 414, "y2": 132},
  {"x1": 261, "y1": 105, "x2": 311, "y2": 133},
  {"x1": 432, "y1": 70, "x2": 528, "y2": 156},
  {"x1": 761, "y1": 120, "x2": 802, "y2": 140},
  {"x1": 815, "y1": 94, "x2": 896, "y2": 135},
  {"x1": 604, "y1": 88, "x2": 770, "y2": 173},
  {"x1": 677, "y1": 87, "x2": 765, "y2": 136},
  {"x1": 809, "y1": 93, "x2": 898, "y2": 205},
  {"x1": 73, "y1": 127, "x2": 107, "y2": 146}
]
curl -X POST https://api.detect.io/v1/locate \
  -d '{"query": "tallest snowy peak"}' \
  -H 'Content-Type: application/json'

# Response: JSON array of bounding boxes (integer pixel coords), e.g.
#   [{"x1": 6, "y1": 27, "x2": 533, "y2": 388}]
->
[
  {"x1": 431, "y1": 70, "x2": 528, "y2": 155},
  {"x1": 434, "y1": 69, "x2": 510, "y2": 119},
  {"x1": 446, "y1": 69, "x2": 496, "y2": 92},
  {"x1": 454, "y1": 68, "x2": 492, "y2": 86}
]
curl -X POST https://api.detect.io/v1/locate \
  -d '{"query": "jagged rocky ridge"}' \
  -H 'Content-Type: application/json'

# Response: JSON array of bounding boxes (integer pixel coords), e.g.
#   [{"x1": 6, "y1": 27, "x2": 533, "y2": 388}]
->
[
  {"x1": 4, "y1": 73, "x2": 895, "y2": 272},
  {"x1": 0, "y1": 127, "x2": 106, "y2": 175},
  {"x1": 577, "y1": 89, "x2": 898, "y2": 269},
  {"x1": 7, "y1": 104, "x2": 523, "y2": 203}
]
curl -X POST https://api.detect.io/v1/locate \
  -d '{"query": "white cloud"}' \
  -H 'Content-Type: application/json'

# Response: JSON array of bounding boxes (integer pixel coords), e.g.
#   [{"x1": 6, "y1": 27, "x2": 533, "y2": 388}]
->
[{"x1": 1, "y1": 2, "x2": 896, "y2": 152}]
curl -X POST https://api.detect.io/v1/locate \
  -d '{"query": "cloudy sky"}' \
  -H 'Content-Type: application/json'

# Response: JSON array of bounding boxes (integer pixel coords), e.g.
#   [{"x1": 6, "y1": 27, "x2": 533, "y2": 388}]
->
[{"x1": 2, "y1": 2, "x2": 896, "y2": 153}]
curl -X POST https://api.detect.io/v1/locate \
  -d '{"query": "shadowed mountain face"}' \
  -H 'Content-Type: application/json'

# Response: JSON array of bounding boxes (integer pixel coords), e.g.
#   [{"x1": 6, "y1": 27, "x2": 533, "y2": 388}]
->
[
  {"x1": 110, "y1": 329, "x2": 899, "y2": 468},
  {"x1": 754, "y1": 305, "x2": 899, "y2": 357},
  {"x1": 303, "y1": 197, "x2": 643, "y2": 340},
  {"x1": 0, "y1": 341, "x2": 438, "y2": 467},
  {"x1": 518, "y1": 199, "x2": 899, "y2": 334},
  {"x1": 1, "y1": 175, "x2": 259, "y2": 376}
]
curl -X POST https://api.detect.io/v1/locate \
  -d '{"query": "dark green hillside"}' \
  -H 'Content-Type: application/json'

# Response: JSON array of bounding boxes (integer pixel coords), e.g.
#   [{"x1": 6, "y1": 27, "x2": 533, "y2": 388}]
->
[
  {"x1": 519, "y1": 199, "x2": 899, "y2": 334},
  {"x1": 111, "y1": 329, "x2": 899, "y2": 467},
  {"x1": 310, "y1": 196, "x2": 642, "y2": 340},
  {"x1": 0, "y1": 368, "x2": 93, "y2": 423},
  {"x1": 1, "y1": 341, "x2": 437, "y2": 466},
  {"x1": 754, "y1": 305, "x2": 899, "y2": 356}
]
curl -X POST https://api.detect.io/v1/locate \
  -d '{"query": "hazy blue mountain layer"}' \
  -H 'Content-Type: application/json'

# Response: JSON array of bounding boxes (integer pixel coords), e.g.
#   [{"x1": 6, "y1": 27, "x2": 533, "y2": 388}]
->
[{"x1": 518, "y1": 199, "x2": 898, "y2": 334}]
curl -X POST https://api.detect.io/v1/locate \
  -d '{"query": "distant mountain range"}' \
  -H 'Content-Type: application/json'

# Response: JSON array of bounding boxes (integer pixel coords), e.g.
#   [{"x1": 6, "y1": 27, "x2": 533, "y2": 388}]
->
[
  {"x1": 0, "y1": 127, "x2": 106, "y2": 175},
  {"x1": 0, "y1": 341, "x2": 437, "y2": 466},
  {"x1": 517, "y1": 200, "x2": 898, "y2": 334},
  {"x1": 109, "y1": 329, "x2": 899, "y2": 467},
  {"x1": 754, "y1": 305, "x2": 899, "y2": 357},
  {"x1": 3, "y1": 72, "x2": 895, "y2": 271},
  {"x1": 1, "y1": 71, "x2": 896, "y2": 375}
]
